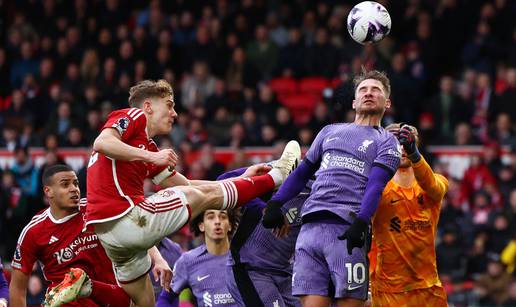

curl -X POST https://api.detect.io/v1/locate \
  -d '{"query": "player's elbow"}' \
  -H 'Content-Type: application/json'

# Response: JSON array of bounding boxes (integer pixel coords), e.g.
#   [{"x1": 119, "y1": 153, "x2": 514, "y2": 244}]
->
[{"x1": 93, "y1": 133, "x2": 110, "y2": 153}]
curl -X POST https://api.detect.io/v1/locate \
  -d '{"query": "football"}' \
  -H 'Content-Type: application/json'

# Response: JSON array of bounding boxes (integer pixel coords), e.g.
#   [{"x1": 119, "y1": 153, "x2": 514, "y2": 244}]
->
[{"x1": 347, "y1": 1, "x2": 391, "y2": 44}]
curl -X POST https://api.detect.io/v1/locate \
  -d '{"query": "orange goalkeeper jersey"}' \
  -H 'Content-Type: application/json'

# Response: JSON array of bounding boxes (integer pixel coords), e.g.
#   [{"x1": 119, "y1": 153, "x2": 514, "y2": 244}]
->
[{"x1": 370, "y1": 156, "x2": 448, "y2": 292}]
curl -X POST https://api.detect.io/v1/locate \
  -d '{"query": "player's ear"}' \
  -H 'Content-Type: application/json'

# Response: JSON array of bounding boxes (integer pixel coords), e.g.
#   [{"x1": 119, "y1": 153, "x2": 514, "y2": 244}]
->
[
  {"x1": 385, "y1": 98, "x2": 391, "y2": 109},
  {"x1": 142, "y1": 100, "x2": 153, "y2": 114},
  {"x1": 198, "y1": 222, "x2": 205, "y2": 233},
  {"x1": 352, "y1": 99, "x2": 357, "y2": 110},
  {"x1": 43, "y1": 186, "x2": 52, "y2": 198}
]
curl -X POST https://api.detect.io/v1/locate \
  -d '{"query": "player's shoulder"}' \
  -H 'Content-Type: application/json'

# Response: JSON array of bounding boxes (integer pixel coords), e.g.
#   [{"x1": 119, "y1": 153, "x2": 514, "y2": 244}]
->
[
  {"x1": 18, "y1": 209, "x2": 50, "y2": 244},
  {"x1": 108, "y1": 108, "x2": 146, "y2": 123},
  {"x1": 160, "y1": 237, "x2": 183, "y2": 254},
  {"x1": 185, "y1": 244, "x2": 207, "y2": 259}
]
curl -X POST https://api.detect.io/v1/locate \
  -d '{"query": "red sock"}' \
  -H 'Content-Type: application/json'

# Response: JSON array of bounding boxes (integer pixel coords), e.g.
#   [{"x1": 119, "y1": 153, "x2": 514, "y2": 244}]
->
[
  {"x1": 219, "y1": 174, "x2": 275, "y2": 209},
  {"x1": 89, "y1": 280, "x2": 131, "y2": 307}
]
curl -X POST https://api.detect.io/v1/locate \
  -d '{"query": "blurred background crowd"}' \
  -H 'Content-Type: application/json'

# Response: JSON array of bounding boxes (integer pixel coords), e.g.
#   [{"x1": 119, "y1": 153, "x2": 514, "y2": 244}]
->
[{"x1": 0, "y1": 0, "x2": 515, "y2": 306}]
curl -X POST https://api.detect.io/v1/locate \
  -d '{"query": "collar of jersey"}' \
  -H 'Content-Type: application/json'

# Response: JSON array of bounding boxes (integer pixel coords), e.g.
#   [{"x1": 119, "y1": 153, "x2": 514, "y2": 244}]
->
[{"x1": 47, "y1": 208, "x2": 79, "y2": 224}]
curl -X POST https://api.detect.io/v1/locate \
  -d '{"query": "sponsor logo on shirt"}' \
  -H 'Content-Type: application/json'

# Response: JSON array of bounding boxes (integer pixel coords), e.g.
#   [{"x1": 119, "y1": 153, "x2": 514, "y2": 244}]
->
[
  {"x1": 389, "y1": 216, "x2": 432, "y2": 233},
  {"x1": 358, "y1": 140, "x2": 373, "y2": 153},
  {"x1": 388, "y1": 144, "x2": 403, "y2": 158},
  {"x1": 389, "y1": 216, "x2": 401, "y2": 233},
  {"x1": 320, "y1": 153, "x2": 365, "y2": 174},
  {"x1": 53, "y1": 234, "x2": 99, "y2": 264},
  {"x1": 202, "y1": 291, "x2": 235, "y2": 306}
]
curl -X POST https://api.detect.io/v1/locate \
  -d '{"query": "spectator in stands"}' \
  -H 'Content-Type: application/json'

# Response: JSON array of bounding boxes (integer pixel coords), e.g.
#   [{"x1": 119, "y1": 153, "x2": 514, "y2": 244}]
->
[
  {"x1": 436, "y1": 225, "x2": 466, "y2": 282},
  {"x1": 474, "y1": 253, "x2": 512, "y2": 306},
  {"x1": 10, "y1": 145, "x2": 38, "y2": 199},
  {"x1": 181, "y1": 61, "x2": 216, "y2": 110},
  {"x1": 491, "y1": 113, "x2": 516, "y2": 146},
  {"x1": 460, "y1": 155, "x2": 498, "y2": 207},
  {"x1": 246, "y1": 24, "x2": 278, "y2": 80},
  {"x1": 428, "y1": 75, "x2": 473, "y2": 141},
  {"x1": 487, "y1": 213, "x2": 512, "y2": 254},
  {"x1": 503, "y1": 280, "x2": 516, "y2": 306},
  {"x1": 1, "y1": 126, "x2": 19, "y2": 152},
  {"x1": 198, "y1": 143, "x2": 225, "y2": 181},
  {"x1": 277, "y1": 27, "x2": 305, "y2": 77}
]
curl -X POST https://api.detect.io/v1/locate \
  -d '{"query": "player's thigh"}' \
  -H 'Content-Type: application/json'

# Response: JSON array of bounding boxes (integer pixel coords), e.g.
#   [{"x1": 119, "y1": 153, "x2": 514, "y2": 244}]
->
[
  {"x1": 172, "y1": 184, "x2": 224, "y2": 219},
  {"x1": 141, "y1": 187, "x2": 192, "y2": 243},
  {"x1": 292, "y1": 223, "x2": 332, "y2": 297},
  {"x1": 371, "y1": 286, "x2": 448, "y2": 307},
  {"x1": 324, "y1": 223, "x2": 369, "y2": 301}
]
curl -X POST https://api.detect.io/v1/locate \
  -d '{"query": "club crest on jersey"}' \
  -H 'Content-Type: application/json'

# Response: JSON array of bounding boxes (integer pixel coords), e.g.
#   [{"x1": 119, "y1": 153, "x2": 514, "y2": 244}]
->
[
  {"x1": 112, "y1": 117, "x2": 130, "y2": 135},
  {"x1": 358, "y1": 140, "x2": 373, "y2": 153}
]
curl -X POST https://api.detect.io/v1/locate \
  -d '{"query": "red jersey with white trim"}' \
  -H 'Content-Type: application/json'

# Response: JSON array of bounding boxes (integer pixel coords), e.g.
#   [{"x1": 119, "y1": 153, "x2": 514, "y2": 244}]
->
[
  {"x1": 11, "y1": 205, "x2": 117, "y2": 289},
  {"x1": 85, "y1": 108, "x2": 167, "y2": 225}
]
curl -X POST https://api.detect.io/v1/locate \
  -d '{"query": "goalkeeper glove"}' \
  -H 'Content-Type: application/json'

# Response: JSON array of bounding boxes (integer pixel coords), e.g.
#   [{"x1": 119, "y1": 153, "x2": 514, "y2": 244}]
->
[{"x1": 398, "y1": 124, "x2": 421, "y2": 163}]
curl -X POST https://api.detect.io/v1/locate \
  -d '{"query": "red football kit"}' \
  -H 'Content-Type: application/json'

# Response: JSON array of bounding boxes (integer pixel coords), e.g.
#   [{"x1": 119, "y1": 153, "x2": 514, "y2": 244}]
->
[
  {"x1": 85, "y1": 108, "x2": 172, "y2": 225},
  {"x1": 12, "y1": 204, "x2": 120, "y2": 306}
]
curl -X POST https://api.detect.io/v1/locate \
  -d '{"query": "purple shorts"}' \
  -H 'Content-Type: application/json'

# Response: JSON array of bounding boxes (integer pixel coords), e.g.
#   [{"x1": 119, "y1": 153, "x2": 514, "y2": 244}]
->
[
  {"x1": 226, "y1": 265, "x2": 300, "y2": 307},
  {"x1": 292, "y1": 222, "x2": 369, "y2": 300}
]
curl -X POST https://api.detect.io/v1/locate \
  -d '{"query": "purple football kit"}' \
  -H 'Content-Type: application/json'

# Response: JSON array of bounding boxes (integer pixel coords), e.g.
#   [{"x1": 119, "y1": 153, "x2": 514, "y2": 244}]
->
[
  {"x1": 218, "y1": 168, "x2": 309, "y2": 307},
  {"x1": 293, "y1": 123, "x2": 400, "y2": 299},
  {"x1": 172, "y1": 244, "x2": 236, "y2": 306}
]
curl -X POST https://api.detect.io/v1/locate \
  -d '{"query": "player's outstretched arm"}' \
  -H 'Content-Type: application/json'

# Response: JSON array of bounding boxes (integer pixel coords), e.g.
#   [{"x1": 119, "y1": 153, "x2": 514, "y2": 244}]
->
[
  {"x1": 158, "y1": 164, "x2": 272, "y2": 188},
  {"x1": 412, "y1": 156, "x2": 448, "y2": 203},
  {"x1": 149, "y1": 247, "x2": 173, "y2": 292},
  {"x1": 93, "y1": 128, "x2": 178, "y2": 166},
  {"x1": 397, "y1": 124, "x2": 448, "y2": 202},
  {"x1": 8, "y1": 270, "x2": 29, "y2": 307},
  {"x1": 262, "y1": 160, "x2": 317, "y2": 229}
]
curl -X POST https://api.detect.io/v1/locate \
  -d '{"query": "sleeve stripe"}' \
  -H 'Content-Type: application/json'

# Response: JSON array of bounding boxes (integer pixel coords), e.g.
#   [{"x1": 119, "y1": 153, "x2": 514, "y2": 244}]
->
[
  {"x1": 128, "y1": 109, "x2": 143, "y2": 120},
  {"x1": 132, "y1": 110, "x2": 144, "y2": 121},
  {"x1": 127, "y1": 108, "x2": 139, "y2": 117}
]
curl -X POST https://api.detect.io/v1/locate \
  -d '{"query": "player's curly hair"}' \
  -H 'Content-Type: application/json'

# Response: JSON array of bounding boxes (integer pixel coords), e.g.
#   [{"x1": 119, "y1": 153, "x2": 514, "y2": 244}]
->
[
  {"x1": 190, "y1": 208, "x2": 241, "y2": 237},
  {"x1": 128, "y1": 79, "x2": 173, "y2": 107},
  {"x1": 353, "y1": 67, "x2": 391, "y2": 98}
]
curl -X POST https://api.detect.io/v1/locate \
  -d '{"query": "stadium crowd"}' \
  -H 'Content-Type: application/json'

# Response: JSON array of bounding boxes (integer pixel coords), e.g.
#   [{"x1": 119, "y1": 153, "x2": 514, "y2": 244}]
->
[{"x1": 0, "y1": 0, "x2": 515, "y2": 306}]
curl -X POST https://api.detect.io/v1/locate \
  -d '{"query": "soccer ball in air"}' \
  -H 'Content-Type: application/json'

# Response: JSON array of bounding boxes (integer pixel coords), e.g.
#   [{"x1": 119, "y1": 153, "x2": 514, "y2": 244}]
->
[{"x1": 347, "y1": 1, "x2": 391, "y2": 45}]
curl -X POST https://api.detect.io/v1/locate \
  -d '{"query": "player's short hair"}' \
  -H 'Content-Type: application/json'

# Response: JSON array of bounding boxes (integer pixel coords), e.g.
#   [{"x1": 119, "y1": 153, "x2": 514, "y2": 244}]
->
[
  {"x1": 42, "y1": 164, "x2": 74, "y2": 186},
  {"x1": 128, "y1": 79, "x2": 174, "y2": 108},
  {"x1": 353, "y1": 67, "x2": 391, "y2": 97},
  {"x1": 385, "y1": 123, "x2": 421, "y2": 146},
  {"x1": 190, "y1": 209, "x2": 240, "y2": 237}
]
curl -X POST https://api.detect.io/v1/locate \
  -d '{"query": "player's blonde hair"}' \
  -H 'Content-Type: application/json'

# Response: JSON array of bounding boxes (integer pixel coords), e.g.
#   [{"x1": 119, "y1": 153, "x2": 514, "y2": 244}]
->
[
  {"x1": 353, "y1": 67, "x2": 391, "y2": 97},
  {"x1": 128, "y1": 79, "x2": 174, "y2": 108}
]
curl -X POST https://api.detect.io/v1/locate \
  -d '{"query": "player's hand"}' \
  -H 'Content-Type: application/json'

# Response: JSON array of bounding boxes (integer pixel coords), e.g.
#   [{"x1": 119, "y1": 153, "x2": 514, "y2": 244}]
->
[
  {"x1": 149, "y1": 149, "x2": 178, "y2": 167},
  {"x1": 262, "y1": 200, "x2": 285, "y2": 229},
  {"x1": 241, "y1": 164, "x2": 272, "y2": 178},
  {"x1": 0, "y1": 298, "x2": 7, "y2": 307},
  {"x1": 152, "y1": 258, "x2": 173, "y2": 292},
  {"x1": 272, "y1": 217, "x2": 290, "y2": 238},
  {"x1": 338, "y1": 218, "x2": 368, "y2": 255},
  {"x1": 397, "y1": 124, "x2": 421, "y2": 162}
]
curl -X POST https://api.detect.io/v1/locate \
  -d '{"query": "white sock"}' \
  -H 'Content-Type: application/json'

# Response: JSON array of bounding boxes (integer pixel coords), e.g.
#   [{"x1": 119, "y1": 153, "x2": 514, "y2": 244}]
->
[{"x1": 267, "y1": 168, "x2": 283, "y2": 187}]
